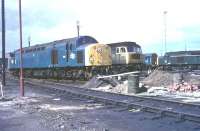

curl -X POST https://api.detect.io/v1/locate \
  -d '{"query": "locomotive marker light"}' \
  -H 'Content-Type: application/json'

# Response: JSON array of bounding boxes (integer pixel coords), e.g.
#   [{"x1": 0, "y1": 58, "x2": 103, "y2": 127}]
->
[
  {"x1": 1, "y1": 0, "x2": 6, "y2": 86},
  {"x1": 19, "y1": 0, "x2": 24, "y2": 97}
]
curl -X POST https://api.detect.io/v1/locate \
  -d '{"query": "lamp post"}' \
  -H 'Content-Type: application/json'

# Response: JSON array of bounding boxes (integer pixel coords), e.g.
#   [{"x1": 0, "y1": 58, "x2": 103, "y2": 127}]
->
[
  {"x1": 19, "y1": 0, "x2": 24, "y2": 97},
  {"x1": 1, "y1": 0, "x2": 6, "y2": 86},
  {"x1": 163, "y1": 11, "x2": 167, "y2": 53}
]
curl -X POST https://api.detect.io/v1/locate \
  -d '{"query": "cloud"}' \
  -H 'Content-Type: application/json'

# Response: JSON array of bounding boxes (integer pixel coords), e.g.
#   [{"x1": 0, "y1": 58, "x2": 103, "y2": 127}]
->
[
  {"x1": 0, "y1": 0, "x2": 78, "y2": 31},
  {"x1": 1, "y1": 0, "x2": 200, "y2": 54},
  {"x1": 0, "y1": 4, "x2": 18, "y2": 31}
]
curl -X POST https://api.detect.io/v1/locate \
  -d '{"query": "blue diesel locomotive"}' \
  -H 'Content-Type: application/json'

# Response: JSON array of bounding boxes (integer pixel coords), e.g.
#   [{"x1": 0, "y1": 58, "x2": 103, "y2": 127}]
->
[{"x1": 8, "y1": 36, "x2": 112, "y2": 79}]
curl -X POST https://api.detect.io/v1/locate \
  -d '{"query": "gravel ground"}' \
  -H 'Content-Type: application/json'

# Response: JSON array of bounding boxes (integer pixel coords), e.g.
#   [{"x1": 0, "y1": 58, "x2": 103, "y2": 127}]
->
[
  {"x1": 82, "y1": 70, "x2": 200, "y2": 104},
  {"x1": 142, "y1": 70, "x2": 200, "y2": 87},
  {"x1": 1, "y1": 79, "x2": 200, "y2": 131}
]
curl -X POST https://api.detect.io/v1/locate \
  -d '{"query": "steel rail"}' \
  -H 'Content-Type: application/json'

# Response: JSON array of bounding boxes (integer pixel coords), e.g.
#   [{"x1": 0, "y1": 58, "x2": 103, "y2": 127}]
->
[
  {"x1": 36, "y1": 79, "x2": 200, "y2": 108},
  {"x1": 23, "y1": 79, "x2": 200, "y2": 123}
]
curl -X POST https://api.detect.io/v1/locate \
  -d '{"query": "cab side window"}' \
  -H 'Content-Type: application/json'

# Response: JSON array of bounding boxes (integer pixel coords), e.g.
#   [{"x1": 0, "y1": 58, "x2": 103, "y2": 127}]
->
[{"x1": 116, "y1": 48, "x2": 120, "y2": 53}]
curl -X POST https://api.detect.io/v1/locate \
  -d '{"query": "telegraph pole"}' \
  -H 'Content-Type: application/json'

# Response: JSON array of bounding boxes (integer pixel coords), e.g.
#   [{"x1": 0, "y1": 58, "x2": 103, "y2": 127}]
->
[
  {"x1": 1, "y1": 0, "x2": 6, "y2": 86},
  {"x1": 19, "y1": 0, "x2": 24, "y2": 96},
  {"x1": 163, "y1": 11, "x2": 167, "y2": 53}
]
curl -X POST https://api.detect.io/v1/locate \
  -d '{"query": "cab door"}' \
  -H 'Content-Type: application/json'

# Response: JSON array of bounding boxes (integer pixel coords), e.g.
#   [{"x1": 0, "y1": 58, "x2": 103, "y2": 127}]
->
[
  {"x1": 51, "y1": 48, "x2": 58, "y2": 66},
  {"x1": 116, "y1": 47, "x2": 127, "y2": 64}
]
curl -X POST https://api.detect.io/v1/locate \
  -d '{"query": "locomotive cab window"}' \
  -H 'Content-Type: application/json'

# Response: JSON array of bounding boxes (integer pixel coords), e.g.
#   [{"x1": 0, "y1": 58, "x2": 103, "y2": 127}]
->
[
  {"x1": 120, "y1": 47, "x2": 126, "y2": 53},
  {"x1": 116, "y1": 47, "x2": 126, "y2": 54},
  {"x1": 116, "y1": 48, "x2": 120, "y2": 53}
]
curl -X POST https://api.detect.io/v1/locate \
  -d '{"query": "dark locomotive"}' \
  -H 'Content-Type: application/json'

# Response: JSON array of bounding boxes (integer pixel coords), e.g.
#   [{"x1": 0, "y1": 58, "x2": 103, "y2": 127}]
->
[{"x1": 158, "y1": 50, "x2": 200, "y2": 70}]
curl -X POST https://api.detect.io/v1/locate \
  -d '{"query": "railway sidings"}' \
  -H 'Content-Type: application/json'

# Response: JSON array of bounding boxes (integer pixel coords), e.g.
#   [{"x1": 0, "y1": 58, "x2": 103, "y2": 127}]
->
[
  {"x1": 23, "y1": 77, "x2": 200, "y2": 123},
  {"x1": 1, "y1": 70, "x2": 200, "y2": 131}
]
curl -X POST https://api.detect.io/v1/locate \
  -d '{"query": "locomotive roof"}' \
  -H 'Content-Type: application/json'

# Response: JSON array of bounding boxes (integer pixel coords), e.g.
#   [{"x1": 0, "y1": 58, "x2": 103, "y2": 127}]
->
[
  {"x1": 165, "y1": 50, "x2": 200, "y2": 56},
  {"x1": 107, "y1": 41, "x2": 141, "y2": 48},
  {"x1": 13, "y1": 36, "x2": 98, "y2": 53}
]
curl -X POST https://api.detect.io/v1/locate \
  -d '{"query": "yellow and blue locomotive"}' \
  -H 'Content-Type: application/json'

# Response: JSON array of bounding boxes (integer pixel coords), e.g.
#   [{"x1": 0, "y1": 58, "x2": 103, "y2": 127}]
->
[{"x1": 8, "y1": 36, "x2": 112, "y2": 79}]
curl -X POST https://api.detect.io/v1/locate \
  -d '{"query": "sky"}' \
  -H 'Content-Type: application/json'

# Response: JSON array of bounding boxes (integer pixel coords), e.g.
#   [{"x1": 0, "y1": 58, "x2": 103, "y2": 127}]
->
[{"x1": 0, "y1": 0, "x2": 200, "y2": 56}]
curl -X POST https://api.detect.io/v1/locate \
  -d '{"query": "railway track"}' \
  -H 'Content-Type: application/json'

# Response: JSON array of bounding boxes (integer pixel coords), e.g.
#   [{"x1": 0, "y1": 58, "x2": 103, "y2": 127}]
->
[
  {"x1": 21, "y1": 78, "x2": 200, "y2": 123},
  {"x1": 158, "y1": 64, "x2": 200, "y2": 71}
]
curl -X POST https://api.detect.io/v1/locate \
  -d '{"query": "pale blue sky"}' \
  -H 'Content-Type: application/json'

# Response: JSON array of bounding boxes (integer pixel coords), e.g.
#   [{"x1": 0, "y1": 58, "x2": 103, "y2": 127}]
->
[{"x1": 1, "y1": 0, "x2": 200, "y2": 55}]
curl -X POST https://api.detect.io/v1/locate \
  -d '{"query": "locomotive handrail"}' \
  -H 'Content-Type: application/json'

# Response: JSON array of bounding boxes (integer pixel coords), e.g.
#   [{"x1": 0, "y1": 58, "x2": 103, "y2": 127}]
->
[{"x1": 97, "y1": 71, "x2": 140, "y2": 79}]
